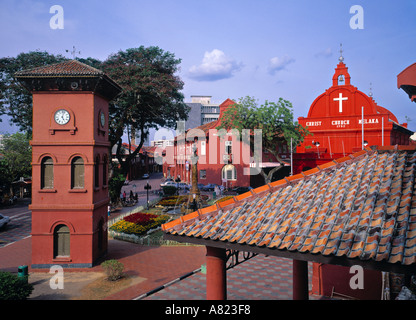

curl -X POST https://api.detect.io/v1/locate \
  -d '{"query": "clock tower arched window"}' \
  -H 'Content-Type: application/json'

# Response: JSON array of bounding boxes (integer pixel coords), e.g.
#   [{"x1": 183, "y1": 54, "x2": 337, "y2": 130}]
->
[
  {"x1": 71, "y1": 157, "x2": 85, "y2": 189},
  {"x1": 41, "y1": 157, "x2": 54, "y2": 189}
]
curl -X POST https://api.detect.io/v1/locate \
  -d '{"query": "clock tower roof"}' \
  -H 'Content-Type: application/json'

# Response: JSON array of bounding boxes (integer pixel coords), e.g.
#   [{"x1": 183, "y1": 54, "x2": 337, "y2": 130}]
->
[
  {"x1": 14, "y1": 59, "x2": 107, "y2": 77},
  {"x1": 14, "y1": 60, "x2": 122, "y2": 101}
]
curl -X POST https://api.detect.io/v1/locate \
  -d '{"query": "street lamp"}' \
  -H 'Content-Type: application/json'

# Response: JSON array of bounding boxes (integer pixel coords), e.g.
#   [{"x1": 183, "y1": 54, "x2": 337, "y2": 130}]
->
[
  {"x1": 191, "y1": 193, "x2": 198, "y2": 211},
  {"x1": 189, "y1": 142, "x2": 200, "y2": 205},
  {"x1": 313, "y1": 141, "x2": 320, "y2": 158},
  {"x1": 144, "y1": 180, "x2": 151, "y2": 209}
]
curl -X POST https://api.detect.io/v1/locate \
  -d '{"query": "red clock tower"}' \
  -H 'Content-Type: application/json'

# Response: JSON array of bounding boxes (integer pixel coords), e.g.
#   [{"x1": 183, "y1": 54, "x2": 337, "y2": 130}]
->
[{"x1": 15, "y1": 60, "x2": 121, "y2": 268}]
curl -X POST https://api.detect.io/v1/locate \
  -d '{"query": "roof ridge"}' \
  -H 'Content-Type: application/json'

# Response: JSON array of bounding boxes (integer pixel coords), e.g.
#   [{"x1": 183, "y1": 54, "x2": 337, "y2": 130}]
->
[{"x1": 14, "y1": 59, "x2": 104, "y2": 77}]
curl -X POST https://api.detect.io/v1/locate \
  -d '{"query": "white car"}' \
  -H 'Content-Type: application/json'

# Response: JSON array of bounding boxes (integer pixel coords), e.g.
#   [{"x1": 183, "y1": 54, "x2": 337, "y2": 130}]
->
[
  {"x1": 0, "y1": 214, "x2": 10, "y2": 229},
  {"x1": 161, "y1": 181, "x2": 177, "y2": 188}
]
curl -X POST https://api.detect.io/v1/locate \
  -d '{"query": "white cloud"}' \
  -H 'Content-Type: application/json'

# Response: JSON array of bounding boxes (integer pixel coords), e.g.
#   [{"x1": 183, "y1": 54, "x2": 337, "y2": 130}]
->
[
  {"x1": 268, "y1": 55, "x2": 295, "y2": 75},
  {"x1": 188, "y1": 49, "x2": 243, "y2": 81},
  {"x1": 315, "y1": 47, "x2": 333, "y2": 58}
]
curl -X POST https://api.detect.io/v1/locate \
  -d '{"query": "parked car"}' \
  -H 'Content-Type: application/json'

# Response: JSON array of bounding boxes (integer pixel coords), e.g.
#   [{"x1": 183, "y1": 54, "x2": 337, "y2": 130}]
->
[
  {"x1": 201, "y1": 183, "x2": 218, "y2": 191},
  {"x1": 176, "y1": 182, "x2": 190, "y2": 190},
  {"x1": 141, "y1": 173, "x2": 150, "y2": 179},
  {"x1": 160, "y1": 179, "x2": 175, "y2": 187},
  {"x1": 232, "y1": 186, "x2": 253, "y2": 195},
  {"x1": 0, "y1": 214, "x2": 10, "y2": 229}
]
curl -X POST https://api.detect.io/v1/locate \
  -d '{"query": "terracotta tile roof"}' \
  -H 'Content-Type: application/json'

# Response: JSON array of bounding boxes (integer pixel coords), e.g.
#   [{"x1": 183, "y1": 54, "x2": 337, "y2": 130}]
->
[
  {"x1": 14, "y1": 60, "x2": 104, "y2": 77},
  {"x1": 163, "y1": 146, "x2": 416, "y2": 267}
]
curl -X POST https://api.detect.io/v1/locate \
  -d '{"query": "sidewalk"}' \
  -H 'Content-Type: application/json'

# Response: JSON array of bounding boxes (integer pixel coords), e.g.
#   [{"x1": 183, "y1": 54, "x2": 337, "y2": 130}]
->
[{"x1": 0, "y1": 235, "x2": 207, "y2": 300}]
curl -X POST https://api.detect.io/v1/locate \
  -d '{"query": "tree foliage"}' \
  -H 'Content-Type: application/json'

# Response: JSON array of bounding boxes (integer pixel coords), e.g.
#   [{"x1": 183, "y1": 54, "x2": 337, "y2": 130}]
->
[
  {"x1": 102, "y1": 46, "x2": 189, "y2": 176},
  {"x1": 217, "y1": 96, "x2": 310, "y2": 183},
  {"x1": 0, "y1": 51, "x2": 67, "y2": 133},
  {"x1": 0, "y1": 133, "x2": 32, "y2": 191}
]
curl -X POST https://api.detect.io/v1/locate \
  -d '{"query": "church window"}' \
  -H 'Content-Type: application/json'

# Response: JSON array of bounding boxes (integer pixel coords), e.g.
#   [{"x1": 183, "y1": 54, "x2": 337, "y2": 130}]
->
[
  {"x1": 222, "y1": 164, "x2": 237, "y2": 181},
  {"x1": 41, "y1": 157, "x2": 54, "y2": 189},
  {"x1": 71, "y1": 156, "x2": 84, "y2": 189},
  {"x1": 53, "y1": 224, "x2": 70, "y2": 257},
  {"x1": 225, "y1": 141, "x2": 232, "y2": 154}
]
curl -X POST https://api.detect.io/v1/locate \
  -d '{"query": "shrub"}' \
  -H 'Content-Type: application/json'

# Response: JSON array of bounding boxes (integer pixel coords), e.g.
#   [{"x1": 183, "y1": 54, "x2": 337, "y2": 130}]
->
[
  {"x1": 101, "y1": 259, "x2": 124, "y2": 281},
  {"x1": 0, "y1": 271, "x2": 34, "y2": 300},
  {"x1": 162, "y1": 185, "x2": 177, "y2": 196}
]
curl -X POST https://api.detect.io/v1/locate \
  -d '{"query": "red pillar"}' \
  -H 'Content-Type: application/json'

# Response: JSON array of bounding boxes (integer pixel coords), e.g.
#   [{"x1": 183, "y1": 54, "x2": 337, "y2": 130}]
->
[
  {"x1": 206, "y1": 246, "x2": 227, "y2": 300},
  {"x1": 293, "y1": 259, "x2": 309, "y2": 300}
]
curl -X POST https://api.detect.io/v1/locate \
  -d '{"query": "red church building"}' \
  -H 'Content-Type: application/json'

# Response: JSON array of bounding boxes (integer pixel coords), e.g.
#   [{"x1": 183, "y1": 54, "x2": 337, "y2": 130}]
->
[
  {"x1": 15, "y1": 60, "x2": 121, "y2": 268},
  {"x1": 295, "y1": 54, "x2": 412, "y2": 173},
  {"x1": 295, "y1": 54, "x2": 414, "y2": 299}
]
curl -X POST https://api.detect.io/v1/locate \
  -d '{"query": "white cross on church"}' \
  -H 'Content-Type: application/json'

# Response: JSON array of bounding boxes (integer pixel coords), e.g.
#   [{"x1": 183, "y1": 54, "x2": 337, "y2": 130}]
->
[{"x1": 333, "y1": 92, "x2": 348, "y2": 113}]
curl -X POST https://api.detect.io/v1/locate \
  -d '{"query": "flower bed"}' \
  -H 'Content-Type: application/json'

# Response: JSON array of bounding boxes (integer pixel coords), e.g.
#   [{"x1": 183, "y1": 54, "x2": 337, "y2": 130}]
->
[
  {"x1": 157, "y1": 195, "x2": 188, "y2": 206},
  {"x1": 157, "y1": 194, "x2": 210, "y2": 206},
  {"x1": 110, "y1": 212, "x2": 170, "y2": 236}
]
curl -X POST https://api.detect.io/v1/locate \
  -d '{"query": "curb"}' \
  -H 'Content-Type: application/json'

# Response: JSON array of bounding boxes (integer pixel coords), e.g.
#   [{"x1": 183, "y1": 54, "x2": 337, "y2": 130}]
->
[{"x1": 133, "y1": 267, "x2": 202, "y2": 300}]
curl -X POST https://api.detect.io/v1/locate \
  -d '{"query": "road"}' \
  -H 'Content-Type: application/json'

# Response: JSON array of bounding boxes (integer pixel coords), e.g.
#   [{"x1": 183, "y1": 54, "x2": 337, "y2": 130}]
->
[
  {"x1": 0, "y1": 198, "x2": 32, "y2": 248},
  {"x1": 0, "y1": 172, "x2": 211, "y2": 248},
  {"x1": 0, "y1": 172, "x2": 166, "y2": 248}
]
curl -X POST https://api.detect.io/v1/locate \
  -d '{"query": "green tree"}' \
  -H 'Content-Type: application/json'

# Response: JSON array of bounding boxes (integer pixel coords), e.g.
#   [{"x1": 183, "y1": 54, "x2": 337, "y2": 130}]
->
[
  {"x1": 0, "y1": 51, "x2": 67, "y2": 133},
  {"x1": 102, "y1": 46, "x2": 189, "y2": 195},
  {"x1": 0, "y1": 133, "x2": 32, "y2": 192},
  {"x1": 217, "y1": 96, "x2": 310, "y2": 184}
]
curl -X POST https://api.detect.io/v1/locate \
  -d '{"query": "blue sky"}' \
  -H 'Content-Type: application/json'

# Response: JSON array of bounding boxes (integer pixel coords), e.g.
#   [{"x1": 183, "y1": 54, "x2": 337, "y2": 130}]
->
[{"x1": 1, "y1": 0, "x2": 416, "y2": 135}]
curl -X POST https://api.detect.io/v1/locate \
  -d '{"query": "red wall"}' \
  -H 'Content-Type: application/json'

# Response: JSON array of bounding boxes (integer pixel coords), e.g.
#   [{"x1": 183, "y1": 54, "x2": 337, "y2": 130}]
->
[
  {"x1": 312, "y1": 263, "x2": 382, "y2": 300},
  {"x1": 30, "y1": 91, "x2": 109, "y2": 268}
]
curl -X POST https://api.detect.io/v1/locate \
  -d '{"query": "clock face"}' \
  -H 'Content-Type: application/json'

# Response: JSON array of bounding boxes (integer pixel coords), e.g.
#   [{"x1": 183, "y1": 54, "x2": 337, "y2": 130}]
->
[
  {"x1": 100, "y1": 111, "x2": 105, "y2": 127},
  {"x1": 54, "y1": 109, "x2": 70, "y2": 125}
]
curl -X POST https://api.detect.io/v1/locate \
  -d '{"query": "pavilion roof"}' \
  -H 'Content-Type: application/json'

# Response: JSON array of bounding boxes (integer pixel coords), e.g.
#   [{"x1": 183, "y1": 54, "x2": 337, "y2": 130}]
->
[{"x1": 163, "y1": 145, "x2": 416, "y2": 274}]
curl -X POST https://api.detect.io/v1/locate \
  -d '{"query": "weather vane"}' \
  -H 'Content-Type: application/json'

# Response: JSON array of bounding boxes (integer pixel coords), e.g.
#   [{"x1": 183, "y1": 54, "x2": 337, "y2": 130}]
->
[
  {"x1": 66, "y1": 46, "x2": 81, "y2": 59},
  {"x1": 339, "y1": 43, "x2": 344, "y2": 62}
]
